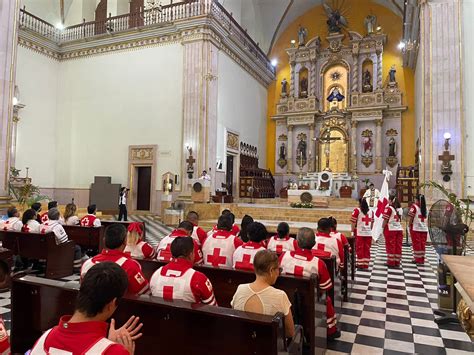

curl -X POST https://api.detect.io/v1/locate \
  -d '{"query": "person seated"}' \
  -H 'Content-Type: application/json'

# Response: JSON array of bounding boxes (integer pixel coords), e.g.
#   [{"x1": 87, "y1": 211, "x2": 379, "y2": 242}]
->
[
  {"x1": 0, "y1": 207, "x2": 23, "y2": 231},
  {"x1": 156, "y1": 221, "x2": 202, "y2": 264},
  {"x1": 280, "y1": 227, "x2": 340, "y2": 340},
  {"x1": 208, "y1": 209, "x2": 240, "y2": 237},
  {"x1": 150, "y1": 237, "x2": 217, "y2": 305},
  {"x1": 80, "y1": 204, "x2": 101, "y2": 227},
  {"x1": 267, "y1": 222, "x2": 298, "y2": 255},
  {"x1": 187, "y1": 211, "x2": 207, "y2": 246},
  {"x1": 31, "y1": 202, "x2": 43, "y2": 224},
  {"x1": 328, "y1": 217, "x2": 349, "y2": 249},
  {"x1": 233, "y1": 222, "x2": 267, "y2": 271},
  {"x1": 81, "y1": 224, "x2": 150, "y2": 295},
  {"x1": 40, "y1": 201, "x2": 59, "y2": 224},
  {"x1": 237, "y1": 215, "x2": 254, "y2": 242},
  {"x1": 41, "y1": 208, "x2": 83, "y2": 270},
  {"x1": 21, "y1": 208, "x2": 40, "y2": 233},
  {"x1": 231, "y1": 249, "x2": 295, "y2": 338},
  {"x1": 202, "y1": 214, "x2": 243, "y2": 268},
  {"x1": 30, "y1": 262, "x2": 143, "y2": 354},
  {"x1": 314, "y1": 218, "x2": 344, "y2": 269},
  {"x1": 64, "y1": 203, "x2": 80, "y2": 226},
  {"x1": 124, "y1": 222, "x2": 155, "y2": 259}
]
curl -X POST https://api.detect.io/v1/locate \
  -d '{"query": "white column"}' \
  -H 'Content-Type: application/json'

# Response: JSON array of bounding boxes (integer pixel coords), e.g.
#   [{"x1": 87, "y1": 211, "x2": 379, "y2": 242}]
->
[
  {"x1": 10, "y1": 106, "x2": 22, "y2": 169},
  {"x1": 308, "y1": 123, "x2": 315, "y2": 172},
  {"x1": 0, "y1": 0, "x2": 18, "y2": 209},
  {"x1": 351, "y1": 120, "x2": 358, "y2": 173},
  {"x1": 375, "y1": 119, "x2": 383, "y2": 172},
  {"x1": 420, "y1": 0, "x2": 464, "y2": 197},
  {"x1": 181, "y1": 37, "x2": 219, "y2": 194},
  {"x1": 287, "y1": 125, "x2": 293, "y2": 173}
]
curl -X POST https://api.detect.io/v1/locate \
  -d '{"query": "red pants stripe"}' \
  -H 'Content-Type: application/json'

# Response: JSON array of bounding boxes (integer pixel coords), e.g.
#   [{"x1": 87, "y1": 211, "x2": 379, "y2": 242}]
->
[
  {"x1": 384, "y1": 230, "x2": 403, "y2": 266},
  {"x1": 326, "y1": 296, "x2": 337, "y2": 335},
  {"x1": 356, "y1": 235, "x2": 372, "y2": 268},
  {"x1": 411, "y1": 229, "x2": 427, "y2": 263}
]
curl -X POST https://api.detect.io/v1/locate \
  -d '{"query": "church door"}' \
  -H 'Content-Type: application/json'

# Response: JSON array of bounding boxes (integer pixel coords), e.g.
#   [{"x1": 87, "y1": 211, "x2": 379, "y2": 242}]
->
[
  {"x1": 226, "y1": 155, "x2": 234, "y2": 196},
  {"x1": 129, "y1": 0, "x2": 144, "y2": 28},
  {"x1": 136, "y1": 167, "x2": 151, "y2": 211},
  {"x1": 94, "y1": 0, "x2": 107, "y2": 35}
]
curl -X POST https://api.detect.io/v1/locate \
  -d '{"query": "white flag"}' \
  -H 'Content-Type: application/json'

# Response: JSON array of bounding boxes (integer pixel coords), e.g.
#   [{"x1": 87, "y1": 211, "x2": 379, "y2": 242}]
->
[{"x1": 371, "y1": 169, "x2": 392, "y2": 241}]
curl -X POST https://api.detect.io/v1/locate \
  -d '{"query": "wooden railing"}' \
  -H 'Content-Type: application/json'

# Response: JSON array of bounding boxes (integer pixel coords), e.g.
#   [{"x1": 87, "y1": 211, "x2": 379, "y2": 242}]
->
[{"x1": 18, "y1": 0, "x2": 274, "y2": 73}]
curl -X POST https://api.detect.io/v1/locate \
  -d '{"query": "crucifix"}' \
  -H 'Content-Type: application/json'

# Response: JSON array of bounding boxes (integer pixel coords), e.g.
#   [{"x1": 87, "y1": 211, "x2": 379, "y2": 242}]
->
[
  {"x1": 186, "y1": 147, "x2": 195, "y2": 179},
  {"x1": 438, "y1": 150, "x2": 454, "y2": 182},
  {"x1": 314, "y1": 127, "x2": 341, "y2": 171}
]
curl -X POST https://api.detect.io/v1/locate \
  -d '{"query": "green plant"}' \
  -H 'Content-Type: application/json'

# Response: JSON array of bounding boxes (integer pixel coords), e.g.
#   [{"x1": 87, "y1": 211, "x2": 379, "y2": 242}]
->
[
  {"x1": 9, "y1": 167, "x2": 20, "y2": 178},
  {"x1": 290, "y1": 202, "x2": 314, "y2": 209},
  {"x1": 361, "y1": 178, "x2": 371, "y2": 188},
  {"x1": 420, "y1": 180, "x2": 474, "y2": 226}
]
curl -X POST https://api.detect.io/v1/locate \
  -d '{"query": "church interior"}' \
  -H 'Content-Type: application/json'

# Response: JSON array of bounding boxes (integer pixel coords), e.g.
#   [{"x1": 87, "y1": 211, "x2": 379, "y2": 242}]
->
[{"x1": 0, "y1": 0, "x2": 474, "y2": 353}]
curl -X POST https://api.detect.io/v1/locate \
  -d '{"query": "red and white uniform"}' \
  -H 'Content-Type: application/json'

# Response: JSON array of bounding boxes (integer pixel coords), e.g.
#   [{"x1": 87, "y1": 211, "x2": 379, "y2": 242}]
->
[
  {"x1": 156, "y1": 230, "x2": 203, "y2": 264},
  {"x1": 124, "y1": 239, "x2": 156, "y2": 259},
  {"x1": 65, "y1": 216, "x2": 80, "y2": 226},
  {"x1": 383, "y1": 205, "x2": 403, "y2": 266},
  {"x1": 81, "y1": 249, "x2": 149, "y2": 295},
  {"x1": 330, "y1": 231, "x2": 349, "y2": 248},
  {"x1": 232, "y1": 241, "x2": 266, "y2": 271},
  {"x1": 314, "y1": 232, "x2": 344, "y2": 269},
  {"x1": 191, "y1": 224, "x2": 207, "y2": 246},
  {"x1": 40, "y1": 220, "x2": 68, "y2": 244},
  {"x1": 202, "y1": 229, "x2": 243, "y2": 268},
  {"x1": 40, "y1": 212, "x2": 49, "y2": 224},
  {"x1": 267, "y1": 235, "x2": 298, "y2": 255},
  {"x1": 408, "y1": 203, "x2": 428, "y2": 263},
  {"x1": 0, "y1": 217, "x2": 23, "y2": 232},
  {"x1": 30, "y1": 315, "x2": 128, "y2": 354},
  {"x1": 208, "y1": 224, "x2": 240, "y2": 238},
  {"x1": 21, "y1": 219, "x2": 41, "y2": 233},
  {"x1": 150, "y1": 258, "x2": 216, "y2": 305},
  {"x1": 351, "y1": 208, "x2": 373, "y2": 269},
  {"x1": 279, "y1": 249, "x2": 337, "y2": 335},
  {"x1": 80, "y1": 214, "x2": 101, "y2": 227}
]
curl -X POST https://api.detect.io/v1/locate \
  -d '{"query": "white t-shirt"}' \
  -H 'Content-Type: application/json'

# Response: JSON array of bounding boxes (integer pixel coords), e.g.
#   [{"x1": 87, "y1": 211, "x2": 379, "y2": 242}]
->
[
  {"x1": 231, "y1": 284, "x2": 291, "y2": 316},
  {"x1": 65, "y1": 216, "x2": 80, "y2": 226}
]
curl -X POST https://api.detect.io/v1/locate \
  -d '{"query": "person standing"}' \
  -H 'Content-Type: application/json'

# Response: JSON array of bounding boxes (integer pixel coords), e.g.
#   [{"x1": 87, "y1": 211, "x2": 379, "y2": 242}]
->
[
  {"x1": 408, "y1": 194, "x2": 428, "y2": 264},
  {"x1": 382, "y1": 196, "x2": 403, "y2": 267},
  {"x1": 363, "y1": 183, "x2": 380, "y2": 209},
  {"x1": 351, "y1": 199, "x2": 374, "y2": 269},
  {"x1": 118, "y1": 187, "x2": 129, "y2": 221}
]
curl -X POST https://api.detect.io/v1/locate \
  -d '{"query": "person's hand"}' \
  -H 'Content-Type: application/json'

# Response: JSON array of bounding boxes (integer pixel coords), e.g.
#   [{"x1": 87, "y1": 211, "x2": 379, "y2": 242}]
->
[
  {"x1": 108, "y1": 316, "x2": 143, "y2": 342},
  {"x1": 116, "y1": 333, "x2": 135, "y2": 355}
]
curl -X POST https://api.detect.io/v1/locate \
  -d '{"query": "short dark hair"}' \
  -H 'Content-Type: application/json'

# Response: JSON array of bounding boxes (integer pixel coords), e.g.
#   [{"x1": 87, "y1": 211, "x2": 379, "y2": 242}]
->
[
  {"x1": 369, "y1": 183, "x2": 374, "y2": 188},
  {"x1": 247, "y1": 222, "x2": 268, "y2": 243},
  {"x1": 48, "y1": 201, "x2": 58, "y2": 210},
  {"x1": 31, "y1": 202, "x2": 41, "y2": 212},
  {"x1": 328, "y1": 217, "x2": 337, "y2": 229},
  {"x1": 317, "y1": 218, "x2": 331, "y2": 232},
  {"x1": 76, "y1": 262, "x2": 128, "y2": 317},
  {"x1": 104, "y1": 224, "x2": 127, "y2": 249},
  {"x1": 239, "y1": 215, "x2": 254, "y2": 242},
  {"x1": 253, "y1": 250, "x2": 279, "y2": 276},
  {"x1": 22, "y1": 208, "x2": 36, "y2": 225},
  {"x1": 187, "y1": 211, "x2": 199, "y2": 222},
  {"x1": 277, "y1": 222, "x2": 290, "y2": 238},
  {"x1": 48, "y1": 208, "x2": 60, "y2": 221},
  {"x1": 87, "y1": 204, "x2": 97, "y2": 214},
  {"x1": 296, "y1": 227, "x2": 315, "y2": 250},
  {"x1": 228, "y1": 213, "x2": 236, "y2": 224},
  {"x1": 177, "y1": 221, "x2": 194, "y2": 232},
  {"x1": 221, "y1": 209, "x2": 231, "y2": 216},
  {"x1": 171, "y1": 236, "x2": 194, "y2": 258},
  {"x1": 217, "y1": 214, "x2": 232, "y2": 231},
  {"x1": 7, "y1": 207, "x2": 17, "y2": 218}
]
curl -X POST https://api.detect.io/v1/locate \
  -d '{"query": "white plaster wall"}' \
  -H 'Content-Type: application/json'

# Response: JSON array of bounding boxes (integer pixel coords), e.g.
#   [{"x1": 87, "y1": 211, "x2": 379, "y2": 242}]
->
[
  {"x1": 15, "y1": 47, "x2": 59, "y2": 187},
  {"x1": 414, "y1": 42, "x2": 422, "y2": 156},
  {"x1": 463, "y1": 0, "x2": 474, "y2": 197},
  {"x1": 217, "y1": 52, "x2": 267, "y2": 170},
  {"x1": 20, "y1": 0, "x2": 61, "y2": 25}
]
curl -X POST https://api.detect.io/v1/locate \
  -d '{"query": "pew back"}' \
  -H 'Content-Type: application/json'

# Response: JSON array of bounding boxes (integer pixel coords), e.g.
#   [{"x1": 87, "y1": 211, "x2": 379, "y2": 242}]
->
[{"x1": 63, "y1": 225, "x2": 102, "y2": 254}]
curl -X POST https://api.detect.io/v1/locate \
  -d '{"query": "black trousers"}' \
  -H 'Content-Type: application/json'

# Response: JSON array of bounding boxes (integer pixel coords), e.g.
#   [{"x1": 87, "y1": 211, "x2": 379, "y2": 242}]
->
[{"x1": 118, "y1": 204, "x2": 128, "y2": 221}]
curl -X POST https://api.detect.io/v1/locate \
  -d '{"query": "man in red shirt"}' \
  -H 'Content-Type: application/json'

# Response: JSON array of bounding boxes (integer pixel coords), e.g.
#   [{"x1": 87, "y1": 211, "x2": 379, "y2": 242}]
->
[
  {"x1": 30, "y1": 262, "x2": 143, "y2": 354},
  {"x1": 156, "y1": 221, "x2": 203, "y2": 264},
  {"x1": 150, "y1": 237, "x2": 217, "y2": 305},
  {"x1": 81, "y1": 224, "x2": 150, "y2": 295},
  {"x1": 187, "y1": 211, "x2": 207, "y2": 246},
  {"x1": 314, "y1": 218, "x2": 344, "y2": 270},
  {"x1": 80, "y1": 204, "x2": 102, "y2": 227},
  {"x1": 232, "y1": 222, "x2": 267, "y2": 271}
]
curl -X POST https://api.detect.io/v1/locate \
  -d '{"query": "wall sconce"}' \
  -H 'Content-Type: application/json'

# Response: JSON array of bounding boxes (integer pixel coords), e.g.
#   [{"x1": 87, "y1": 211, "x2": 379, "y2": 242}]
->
[
  {"x1": 185, "y1": 144, "x2": 195, "y2": 179},
  {"x1": 438, "y1": 132, "x2": 455, "y2": 182}
]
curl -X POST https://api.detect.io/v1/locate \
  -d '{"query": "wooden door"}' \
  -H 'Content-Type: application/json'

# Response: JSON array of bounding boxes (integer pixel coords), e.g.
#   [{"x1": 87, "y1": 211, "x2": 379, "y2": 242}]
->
[
  {"x1": 95, "y1": 0, "x2": 107, "y2": 34},
  {"x1": 129, "y1": 0, "x2": 144, "y2": 28},
  {"x1": 137, "y1": 167, "x2": 151, "y2": 211},
  {"x1": 226, "y1": 155, "x2": 234, "y2": 196}
]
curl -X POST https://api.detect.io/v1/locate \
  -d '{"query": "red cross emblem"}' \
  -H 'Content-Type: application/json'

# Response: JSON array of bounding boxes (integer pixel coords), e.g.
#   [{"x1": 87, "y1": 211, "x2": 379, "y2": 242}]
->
[
  {"x1": 276, "y1": 245, "x2": 283, "y2": 254},
  {"x1": 293, "y1": 265, "x2": 304, "y2": 277},
  {"x1": 418, "y1": 214, "x2": 426, "y2": 223},
  {"x1": 235, "y1": 254, "x2": 253, "y2": 270},
  {"x1": 361, "y1": 214, "x2": 372, "y2": 225},
  {"x1": 393, "y1": 213, "x2": 400, "y2": 222},
  {"x1": 163, "y1": 285, "x2": 174, "y2": 301},
  {"x1": 207, "y1": 248, "x2": 227, "y2": 267}
]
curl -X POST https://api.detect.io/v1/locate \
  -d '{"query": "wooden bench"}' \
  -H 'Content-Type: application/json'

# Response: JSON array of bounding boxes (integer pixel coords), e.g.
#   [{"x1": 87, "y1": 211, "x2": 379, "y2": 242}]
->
[
  {"x1": 11, "y1": 276, "x2": 287, "y2": 355},
  {"x1": 0, "y1": 231, "x2": 74, "y2": 279},
  {"x1": 63, "y1": 225, "x2": 103, "y2": 255},
  {"x1": 136, "y1": 258, "x2": 326, "y2": 354}
]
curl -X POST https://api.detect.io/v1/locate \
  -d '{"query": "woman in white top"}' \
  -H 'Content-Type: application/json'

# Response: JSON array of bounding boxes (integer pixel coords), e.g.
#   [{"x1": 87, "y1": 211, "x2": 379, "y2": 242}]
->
[
  {"x1": 231, "y1": 249, "x2": 295, "y2": 337},
  {"x1": 21, "y1": 208, "x2": 40, "y2": 233},
  {"x1": 64, "y1": 203, "x2": 80, "y2": 226}
]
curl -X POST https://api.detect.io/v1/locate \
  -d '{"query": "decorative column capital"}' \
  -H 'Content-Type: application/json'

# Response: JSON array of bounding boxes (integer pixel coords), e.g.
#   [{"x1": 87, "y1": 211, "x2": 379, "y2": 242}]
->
[
  {"x1": 351, "y1": 120, "x2": 358, "y2": 128},
  {"x1": 375, "y1": 119, "x2": 383, "y2": 127},
  {"x1": 308, "y1": 123, "x2": 314, "y2": 129},
  {"x1": 288, "y1": 125, "x2": 294, "y2": 131}
]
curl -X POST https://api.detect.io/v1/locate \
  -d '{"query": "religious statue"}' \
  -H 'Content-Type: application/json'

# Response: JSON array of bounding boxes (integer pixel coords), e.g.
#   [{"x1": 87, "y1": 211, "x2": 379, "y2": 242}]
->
[
  {"x1": 327, "y1": 87, "x2": 345, "y2": 102},
  {"x1": 300, "y1": 77, "x2": 308, "y2": 98},
  {"x1": 362, "y1": 136, "x2": 373, "y2": 157},
  {"x1": 281, "y1": 78, "x2": 288, "y2": 98},
  {"x1": 297, "y1": 25, "x2": 308, "y2": 47},
  {"x1": 279, "y1": 142, "x2": 287, "y2": 160},
  {"x1": 297, "y1": 138, "x2": 307, "y2": 160},
  {"x1": 388, "y1": 137, "x2": 397, "y2": 157},
  {"x1": 362, "y1": 69, "x2": 373, "y2": 93},
  {"x1": 323, "y1": 2, "x2": 348, "y2": 33},
  {"x1": 364, "y1": 14, "x2": 377, "y2": 35},
  {"x1": 389, "y1": 65, "x2": 397, "y2": 83}
]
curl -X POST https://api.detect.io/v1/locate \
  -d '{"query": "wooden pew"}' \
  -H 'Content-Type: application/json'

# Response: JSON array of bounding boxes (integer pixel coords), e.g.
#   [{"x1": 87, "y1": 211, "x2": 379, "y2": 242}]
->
[
  {"x1": 11, "y1": 276, "x2": 286, "y2": 355},
  {"x1": 136, "y1": 258, "x2": 326, "y2": 354},
  {"x1": 347, "y1": 235, "x2": 356, "y2": 280},
  {"x1": 0, "y1": 231, "x2": 74, "y2": 279},
  {"x1": 63, "y1": 225, "x2": 103, "y2": 255}
]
